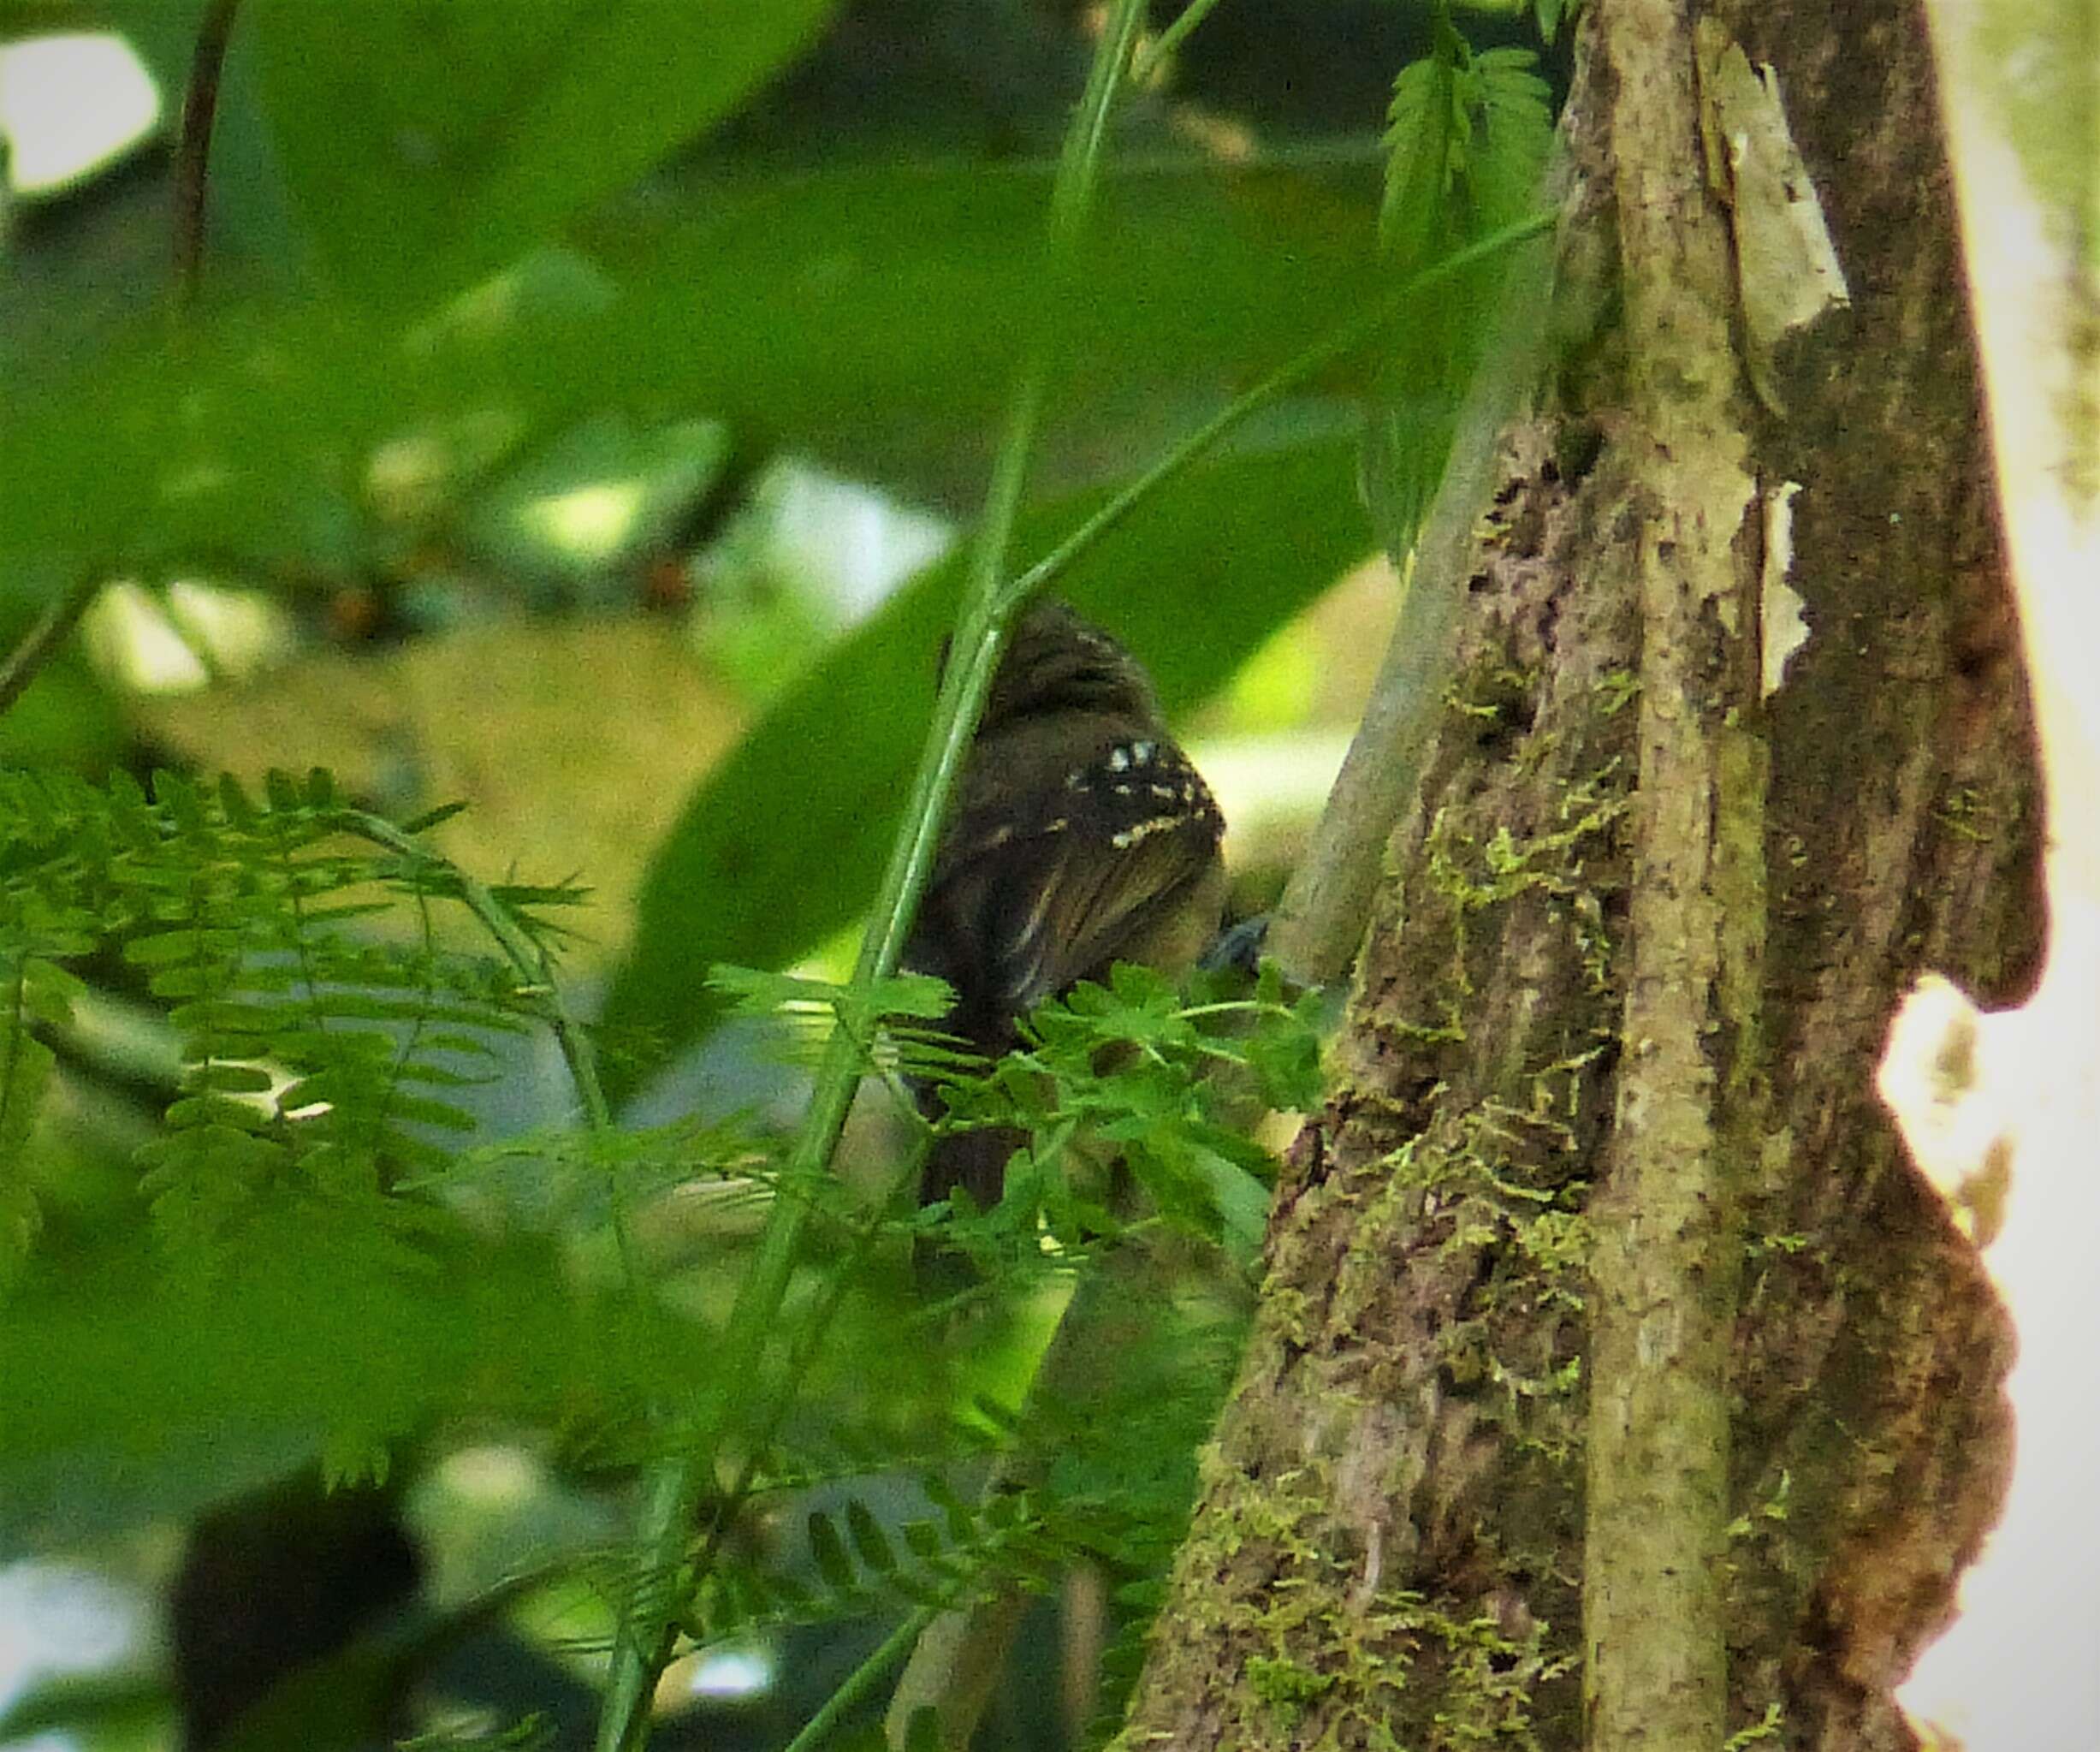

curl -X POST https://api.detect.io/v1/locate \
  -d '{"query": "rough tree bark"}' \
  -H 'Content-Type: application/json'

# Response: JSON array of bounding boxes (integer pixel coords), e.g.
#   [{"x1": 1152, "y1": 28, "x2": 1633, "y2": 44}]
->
[{"x1": 1110, "y1": 1, "x2": 2042, "y2": 1747}]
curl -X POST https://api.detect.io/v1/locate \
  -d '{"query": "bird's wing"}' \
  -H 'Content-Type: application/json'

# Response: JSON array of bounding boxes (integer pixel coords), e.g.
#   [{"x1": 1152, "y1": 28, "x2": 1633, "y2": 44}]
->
[{"x1": 928, "y1": 739, "x2": 1225, "y2": 1022}]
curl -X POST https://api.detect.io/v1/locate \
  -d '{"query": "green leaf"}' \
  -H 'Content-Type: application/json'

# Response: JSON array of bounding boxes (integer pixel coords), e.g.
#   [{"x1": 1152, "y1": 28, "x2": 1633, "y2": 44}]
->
[
  {"x1": 217, "y1": 773, "x2": 258, "y2": 829},
  {"x1": 148, "y1": 965, "x2": 240, "y2": 1001},
  {"x1": 600, "y1": 431, "x2": 1368, "y2": 1102},
  {"x1": 1192, "y1": 1143, "x2": 1277, "y2": 1262},
  {"x1": 126, "y1": 929, "x2": 244, "y2": 969},
  {"x1": 1380, "y1": 33, "x2": 1462, "y2": 264},
  {"x1": 398, "y1": 800, "x2": 471, "y2": 835},
  {"x1": 184, "y1": 1062, "x2": 278, "y2": 1096},
  {"x1": 20, "y1": 959, "x2": 85, "y2": 1028},
  {"x1": 264, "y1": 770, "x2": 304, "y2": 815},
  {"x1": 376, "y1": 1092, "x2": 479, "y2": 1133},
  {"x1": 845, "y1": 1498, "x2": 897, "y2": 1576},
  {"x1": 0, "y1": 1219, "x2": 706, "y2": 1541},
  {"x1": 708, "y1": 965, "x2": 958, "y2": 1037},
  {"x1": 0, "y1": 1670, "x2": 172, "y2": 1748},
  {"x1": 808, "y1": 1509, "x2": 856, "y2": 1592},
  {"x1": 877, "y1": 973, "x2": 964, "y2": 1024},
  {"x1": 574, "y1": 156, "x2": 1378, "y2": 490},
  {"x1": 165, "y1": 1094, "x2": 272, "y2": 1133},
  {"x1": 1471, "y1": 50, "x2": 1556, "y2": 240},
  {"x1": 1245, "y1": 1009, "x2": 1326, "y2": 1113},
  {"x1": 151, "y1": 769, "x2": 206, "y2": 834},
  {"x1": 247, "y1": 0, "x2": 840, "y2": 304},
  {"x1": 922, "y1": 1473, "x2": 974, "y2": 1547}
]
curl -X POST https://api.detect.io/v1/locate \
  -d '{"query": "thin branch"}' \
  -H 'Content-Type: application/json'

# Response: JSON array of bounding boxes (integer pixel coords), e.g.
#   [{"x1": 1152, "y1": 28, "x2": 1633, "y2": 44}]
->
[
  {"x1": 0, "y1": 572, "x2": 104, "y2": 721},
  {"x1": 1133, "y1": 0, "x2": 1231, "y2": 83},
  {"x1": 999, "y1": 210, "x2": 1554, "y2": 621},
  {"x1": 588, "y1": 9, "x2": 1152, "y2": 1749},
  {"x1": 172, "y1": 0, "x2": 243, "y2": 308},
  {"x1": 781, "y1": 1606, "x2": 940, "y2": 1752}
]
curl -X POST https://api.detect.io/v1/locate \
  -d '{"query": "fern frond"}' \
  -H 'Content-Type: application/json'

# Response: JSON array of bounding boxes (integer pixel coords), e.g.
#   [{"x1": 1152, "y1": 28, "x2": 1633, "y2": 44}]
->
[
  {"x1": 1367, "y1": 9, "x2": 1556, "y2": 560},
  {"x1": 915, "y1": 960, "x2": 1321, "y2": 1266},
  {"x1": 0, "y1": 765, "x2": 590, "y2": 1273},
  {"x1": 681, "y1": 1483, "x2": 1065, "y2": 1651},
  {"x1": 1470, "y1": 48, "x2": 1555, "y2": 238}
]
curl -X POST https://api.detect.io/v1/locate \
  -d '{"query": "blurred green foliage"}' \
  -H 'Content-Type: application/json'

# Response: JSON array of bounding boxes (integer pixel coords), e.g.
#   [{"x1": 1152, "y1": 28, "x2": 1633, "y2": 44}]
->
[
  {"x1": 246, "y1": 0, "x2": 841, "y2": 306},
  {"x1": 0, "y1": 1, "x2": 1557, "y2": 1744}
]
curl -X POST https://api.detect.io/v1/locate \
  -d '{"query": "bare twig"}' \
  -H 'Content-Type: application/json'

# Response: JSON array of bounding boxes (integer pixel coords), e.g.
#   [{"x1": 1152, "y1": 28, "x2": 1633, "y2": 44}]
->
[
  {"x1": 172, "y1": 0, "x2": 243, "y2": 307},
  {"x1": 0, "y1": 572, "x2": 104, "y2": 721},
  {"x1": 1133, "y1": 0, "x2": 1231, "y2": 83}
]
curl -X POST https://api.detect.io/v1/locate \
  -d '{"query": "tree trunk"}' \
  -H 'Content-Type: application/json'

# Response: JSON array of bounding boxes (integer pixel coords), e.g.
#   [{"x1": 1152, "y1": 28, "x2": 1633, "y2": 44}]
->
[{"x1": 1112, "y1": 1, "x2": 2041, "y2": 1747}]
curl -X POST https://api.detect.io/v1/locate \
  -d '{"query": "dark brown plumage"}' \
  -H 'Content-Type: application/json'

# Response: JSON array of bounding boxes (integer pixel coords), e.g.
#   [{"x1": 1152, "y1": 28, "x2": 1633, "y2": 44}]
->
[{"x1": 905, "y1": 603, "x2": 1226, "y2": 1209}]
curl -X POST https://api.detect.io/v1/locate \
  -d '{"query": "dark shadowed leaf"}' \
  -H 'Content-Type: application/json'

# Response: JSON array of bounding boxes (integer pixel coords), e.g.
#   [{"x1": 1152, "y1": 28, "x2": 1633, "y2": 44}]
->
[{"x1": 246, "y1": 0, "x2": 840, "y2": 303}]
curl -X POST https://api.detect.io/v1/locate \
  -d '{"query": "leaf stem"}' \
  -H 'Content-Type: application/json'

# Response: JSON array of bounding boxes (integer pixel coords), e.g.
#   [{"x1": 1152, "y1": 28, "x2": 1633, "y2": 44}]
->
[
  {"x1": 1132, "y1": 0, "x2": 1230, "y2": 83},
  {"x1": 781, "y1": 1606, "x2": 940, "y2": 1752},
  {"x1": 172, "y1": 0, "x2": 243, "y2": 309},
  {"x1": 684, "y1": 1134, "x2": 931, "y2": 1630},
  {"x1": 589, "y1": 8, "x2": 1150, "y2": 1749},
  {"x1": 997, "y1": 209, "x2": 1554, "y2": 618},
  {"x1": 339, "y1": 812, "x2": 613, "y2": 1135},
  {"x1": 0, "y1": 571, "x2": 104, "y2": 722},
  {"x1": 339, "y1": 809, "x2": 638, "y2": 1302}
]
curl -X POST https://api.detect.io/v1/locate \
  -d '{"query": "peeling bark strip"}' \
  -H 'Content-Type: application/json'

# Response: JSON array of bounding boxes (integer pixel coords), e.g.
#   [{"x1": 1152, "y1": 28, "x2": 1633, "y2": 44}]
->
[
  {"x1": 1112, "y1": 1, "x2": 2037, "y2": 1748},
  {"x1": 1582, "y1": 3, "x2": 1760, "y2": 1749}
]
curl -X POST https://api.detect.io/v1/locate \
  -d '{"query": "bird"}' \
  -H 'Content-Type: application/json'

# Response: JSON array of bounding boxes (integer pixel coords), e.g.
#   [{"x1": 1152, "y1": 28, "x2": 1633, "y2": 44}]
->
[{"x1": 903, "y1": 602, "x2": 1227, "y2": 1211}]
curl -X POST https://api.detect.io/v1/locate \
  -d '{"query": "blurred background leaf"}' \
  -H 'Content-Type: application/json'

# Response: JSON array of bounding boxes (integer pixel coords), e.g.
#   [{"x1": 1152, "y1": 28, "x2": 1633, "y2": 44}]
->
[
  {"x1": 246, "y1": 0, "x2": 841, "y2": 306},
  {"x1": 0, "y1": 155, "x2": 1379, "y2": 585}
]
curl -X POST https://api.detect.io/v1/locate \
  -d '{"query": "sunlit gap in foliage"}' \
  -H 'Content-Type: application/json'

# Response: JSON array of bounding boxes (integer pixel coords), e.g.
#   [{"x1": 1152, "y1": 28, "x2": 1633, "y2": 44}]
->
[
  {"x1": 0, "y1": 34, "x2": 160, "y2": 198},
  {"x1": 0, "y1": 1562, "x2": 149, "y2": 1722},
  {"x1": 675, "y1": 1642, "x2": 775, "y2": 1702},
  {"x1": 521, "y1": 481, "x2": 655, "y2": 567},
  {"x1": 82, "y1": 581, "x2": 295, "y2": 696}
]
